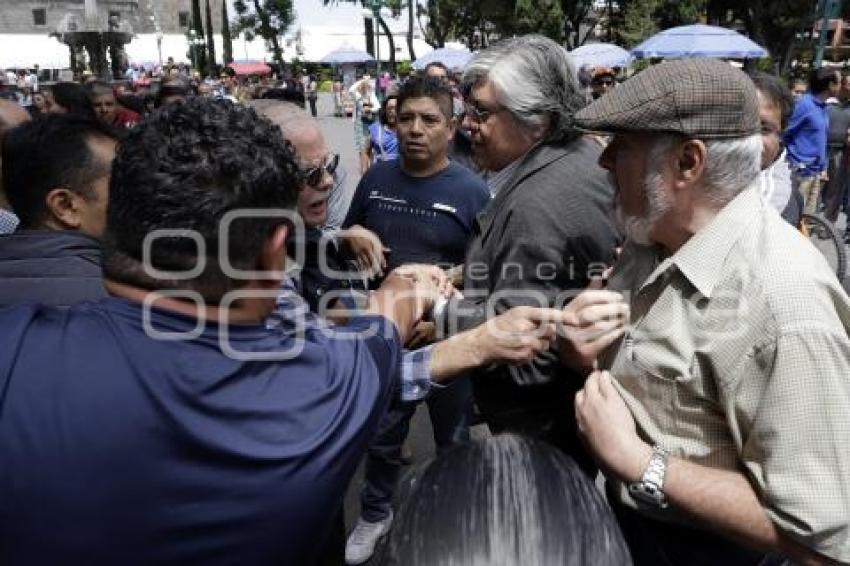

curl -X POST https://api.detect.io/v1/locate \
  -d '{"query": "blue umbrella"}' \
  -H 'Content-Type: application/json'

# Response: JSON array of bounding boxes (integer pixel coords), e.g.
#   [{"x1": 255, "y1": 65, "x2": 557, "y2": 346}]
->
[
  {"x1": 412, "y1": 47, "x2": 473, "y2": 71},
  {"x1": 320, "y1": 46, "x2": 374, "y2": 65},
  {"x1": 632, "y1": 24, "x2": 768, "y2": 59},
  {"x1": 570, "y1": 43, "x2": 632, "y2": 69}
]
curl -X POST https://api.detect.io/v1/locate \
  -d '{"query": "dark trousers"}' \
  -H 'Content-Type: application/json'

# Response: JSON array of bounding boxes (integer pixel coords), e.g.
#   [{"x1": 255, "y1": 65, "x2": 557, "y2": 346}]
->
[
  {"x1": 823, "y1": 146, "x2": 849, "y2": 222},
  {"x1": 308, "y1": 96, "x2": 318, "y2": 117},
  {"x1": 360, "y1": 379, "x2": 472, "y2": 522},
  {"x1": 608, "y1": 487, "x2": 790, "y2": 566}
]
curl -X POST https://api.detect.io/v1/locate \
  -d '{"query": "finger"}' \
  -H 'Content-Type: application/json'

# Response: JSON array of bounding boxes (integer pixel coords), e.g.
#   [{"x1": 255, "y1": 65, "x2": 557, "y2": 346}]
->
[
  {"x1": 576, "y1": 303, "x2": 630, "y2": 328},
  {"x1": 597, "y1": 370, "x2": 617, "y2": 399},
  {"x1": 516, "y1": 306, "x2": 579, "y2": 327},
  {"x1": 569, "y1": 290, "x2": 627, "y2": 311},
  {"x1": 584, "y1": 370, "x2": 602, "y2": 399}
]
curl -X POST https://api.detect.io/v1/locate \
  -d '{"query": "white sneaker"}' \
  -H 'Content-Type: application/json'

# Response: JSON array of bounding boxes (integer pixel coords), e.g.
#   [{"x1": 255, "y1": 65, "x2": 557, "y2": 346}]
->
[{"x1": 344, "y1": 511, "x2": 394, "y2": 565}]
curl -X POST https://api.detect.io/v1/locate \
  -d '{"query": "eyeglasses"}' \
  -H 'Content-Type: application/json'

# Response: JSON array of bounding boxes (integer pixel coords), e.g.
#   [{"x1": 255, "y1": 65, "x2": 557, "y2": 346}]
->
[
  {"x1": 299, "y1": 153, "x2": 339, "y2": 187},
  {"x1": 591, "y1": 77, "x2": 615, "y2": 87},
  {"x1": 463, "y1": 102, "x2": 504, "y2": 124}
]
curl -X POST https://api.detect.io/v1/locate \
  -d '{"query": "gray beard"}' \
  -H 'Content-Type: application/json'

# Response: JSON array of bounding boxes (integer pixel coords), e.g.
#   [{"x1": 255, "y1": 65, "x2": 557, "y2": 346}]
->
[{"x1": 611, "y1": 169, "x2": 672, "y2": 247}]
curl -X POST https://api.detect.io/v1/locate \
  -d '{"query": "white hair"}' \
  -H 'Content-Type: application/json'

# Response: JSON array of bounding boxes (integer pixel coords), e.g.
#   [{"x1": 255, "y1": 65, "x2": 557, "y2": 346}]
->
[
  {"x1": 463, "y1": 35, "x2": 585, "y2": 145},
  {"x1": 648, "y1": 133, "x2": 763, "y2": 205}
]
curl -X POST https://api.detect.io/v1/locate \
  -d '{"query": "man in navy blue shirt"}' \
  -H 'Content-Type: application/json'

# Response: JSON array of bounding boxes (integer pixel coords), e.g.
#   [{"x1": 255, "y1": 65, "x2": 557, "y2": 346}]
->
[
  {"x1": 0, "y1": 99, "x2": 444, "y2": 565},
  {"x1": 343, "y1": 77, "x2": 490, "y2": 273},
  {"x1": 342, "y1": 77, "x2": 490, "y2": 564},
  {"x1": 784, "y1": 67, "x2": 839, "y2": 215}
]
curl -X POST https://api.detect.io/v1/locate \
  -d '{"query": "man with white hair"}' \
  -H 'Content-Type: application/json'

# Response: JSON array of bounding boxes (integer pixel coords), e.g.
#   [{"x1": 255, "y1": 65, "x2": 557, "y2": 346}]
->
[
  {"x1": 574, "y1": 58, "x2": 850, "y2": 565},
  {"x1": 435, "y1": 34, "x2": 620, "y2": 473}
]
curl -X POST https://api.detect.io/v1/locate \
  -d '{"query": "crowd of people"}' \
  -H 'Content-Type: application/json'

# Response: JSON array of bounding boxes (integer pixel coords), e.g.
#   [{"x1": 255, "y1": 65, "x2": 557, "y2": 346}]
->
[{"x1": 0, "y1": 34, "x2": 849, "y2": 566}]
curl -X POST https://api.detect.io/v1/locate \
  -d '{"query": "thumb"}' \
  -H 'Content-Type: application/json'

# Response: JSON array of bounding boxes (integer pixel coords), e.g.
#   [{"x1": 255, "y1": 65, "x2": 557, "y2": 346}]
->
[{"x1": 598, "y1": 370, "x2": 617, "y2": 398}]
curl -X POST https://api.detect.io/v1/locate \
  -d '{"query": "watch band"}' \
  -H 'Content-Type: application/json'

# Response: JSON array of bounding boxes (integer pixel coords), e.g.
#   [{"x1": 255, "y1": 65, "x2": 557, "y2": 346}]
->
[
  {"x1": 643, "y1": 446, "x2": 669, "y2": 490},
  {"x1": 628, "y1": 445, "x2": 669, "y2": 508}
]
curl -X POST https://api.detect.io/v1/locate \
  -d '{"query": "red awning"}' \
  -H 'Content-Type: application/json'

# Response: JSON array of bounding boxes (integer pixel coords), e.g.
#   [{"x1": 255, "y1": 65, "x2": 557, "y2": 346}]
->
[{"x1": 227, "y1": 62, "x2": 272, "y2": 76}]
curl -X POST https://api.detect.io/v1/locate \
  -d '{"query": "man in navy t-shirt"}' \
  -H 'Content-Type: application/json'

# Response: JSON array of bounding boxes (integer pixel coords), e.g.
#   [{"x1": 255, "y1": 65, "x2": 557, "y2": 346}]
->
[
  {"x1": 0, "y1": 99, "x2": 440, "y2": 565},
  {"x1": 342, "y1": 77, "x2": 489, "y2": 565},
  {"x1": 344, "y1": 80, "x2": 489, "y2": 273}
]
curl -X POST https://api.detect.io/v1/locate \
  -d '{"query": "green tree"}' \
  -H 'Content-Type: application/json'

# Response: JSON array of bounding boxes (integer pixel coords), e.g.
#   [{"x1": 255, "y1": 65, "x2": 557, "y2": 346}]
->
[
  {"x1": 222, "y1": 0, "x2": 234, "y2": 65},
  {"x1": 561, "y1": 0, "x2": 599, "y2": 49},
  {"x1": 233, "y1": 0, "x2": 295, "y2": 66},
  {"x1": 707, "y1": 0, "x2": 818, "y2": 75},
  {"x1": 191, "y1": 0, "x2": 208, "y2": 74},
  {"x1": 617, "y1": 0, "x2": 659, "y2": 46},
  {"x1": 205, "y1": 0, "x2": 217, "y2": 70},
  {"x1": 653, "y1": 0, "x2": 705, "y2": 29}
]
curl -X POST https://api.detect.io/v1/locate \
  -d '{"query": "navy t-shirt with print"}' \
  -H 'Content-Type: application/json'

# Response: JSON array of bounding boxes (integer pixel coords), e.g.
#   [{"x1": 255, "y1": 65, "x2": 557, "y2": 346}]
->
[
  {"x1": 0, "y1": 298, "x2": 401, "y2": 565},
  {"x1": 343, "y1": 160, "x2": 490, "y2": 271}
]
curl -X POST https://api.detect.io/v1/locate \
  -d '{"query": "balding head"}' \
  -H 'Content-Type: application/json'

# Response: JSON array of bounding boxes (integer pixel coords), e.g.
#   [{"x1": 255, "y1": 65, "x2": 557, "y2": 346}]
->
[
  {"x1": 0, "y1": 99, "x2": 30, "y2": 136},
  {"x1": 0, "y1": 99, "x2": 31, "y2": 208},
  {"x1": 246, "y1": 99, "x2": 334, "y2": 228},
  {"x1": 247, "y1": 99, "x2": 321, "y2": 148}
]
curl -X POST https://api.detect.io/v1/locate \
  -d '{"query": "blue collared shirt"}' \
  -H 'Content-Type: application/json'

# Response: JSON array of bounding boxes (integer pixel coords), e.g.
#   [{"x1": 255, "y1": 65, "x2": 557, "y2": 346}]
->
[
  {"x1": 784, "y1": 92, "x2": 829, "y2": 176},
  {"x1": 268, "y1": 277, "x2": 435, "y2": 402},
  {"x1": 0, "y1": 209, "x2": 19, "y2": 235}
]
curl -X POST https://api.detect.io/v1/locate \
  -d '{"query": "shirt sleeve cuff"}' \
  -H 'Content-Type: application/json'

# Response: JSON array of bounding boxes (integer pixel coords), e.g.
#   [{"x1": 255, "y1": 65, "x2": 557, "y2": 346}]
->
[{"x1": 400, "y1": 345, "x2": 441, "y2": 401}]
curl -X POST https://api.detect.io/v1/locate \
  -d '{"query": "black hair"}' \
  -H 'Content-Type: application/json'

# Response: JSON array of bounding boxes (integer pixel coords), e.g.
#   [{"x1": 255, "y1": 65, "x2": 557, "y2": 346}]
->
[
  {"x1": 396, "y1": 76, "x2": 454, "y2": 121},
  {"x1": 748, "y1": 71, "x2": 795, "y2": 129},
  {"x1": 383, "y1": 434, "x2": 632, "y2": 566},
  {"x1": 86, "y1": 81, "x2": 114, "y2": 98},
  {"x1": 155, "y1": 78, "x2": 190, "y2": 108},
  {"x1": 379, "y1": 94, "x2": 398, "y2": 125},
  {"x1": 261, "y1": 86, "x2": 306, "y2": 106},
  {"x1": 50, "y1": 82, "x2": 96, "y2": 118},
  {"x1": 1, "y1": 114, "x2": 119, "y2": 228},
  {"x1": 423, "y1": 61, "x2": 448, "y2": 76},
  {"x1": 102, "y1": 98, "x2": 300, "y2": 302},
  {"x1": 809, "y1": 67, "x2": 839, "y2": 95}
]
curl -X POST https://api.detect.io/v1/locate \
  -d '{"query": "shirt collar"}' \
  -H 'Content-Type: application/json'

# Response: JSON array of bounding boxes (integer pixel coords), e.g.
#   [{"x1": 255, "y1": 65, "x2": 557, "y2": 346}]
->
[
  {"x1": 808, "y1": 92, "x2": 827, "y2": 108},
  {"x1": 663, "y1": 185, "x2": 761, "y2": 299},
  {"x1": 485, "y1": 155, "x2": 524, "y2": 197}
]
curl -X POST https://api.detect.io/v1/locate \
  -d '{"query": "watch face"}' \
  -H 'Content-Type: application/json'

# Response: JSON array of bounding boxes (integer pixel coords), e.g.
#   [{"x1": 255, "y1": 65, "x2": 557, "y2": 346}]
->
[{"x1": 629, "y1": 482, "x2": 668, "y2": 508}]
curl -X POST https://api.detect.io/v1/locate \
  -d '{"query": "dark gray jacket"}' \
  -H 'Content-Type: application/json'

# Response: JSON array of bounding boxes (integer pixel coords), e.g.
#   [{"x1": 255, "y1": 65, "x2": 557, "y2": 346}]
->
[
  {"x1": 437, "y1": 138, "x2": 619, "y2": 445},
  {"x1": 0, "y1": 230, "x2": 107, "y2": 307}
]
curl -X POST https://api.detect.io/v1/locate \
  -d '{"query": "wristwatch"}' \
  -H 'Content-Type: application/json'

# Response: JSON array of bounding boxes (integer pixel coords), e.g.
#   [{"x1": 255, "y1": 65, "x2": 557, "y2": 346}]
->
[{"x1": 628, "y1": 446, "x2": 669, "y2": 508}]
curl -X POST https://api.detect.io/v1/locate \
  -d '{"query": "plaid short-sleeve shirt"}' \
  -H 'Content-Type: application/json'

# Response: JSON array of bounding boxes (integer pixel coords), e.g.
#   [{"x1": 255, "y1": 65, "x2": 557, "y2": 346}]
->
[{"x1": 602, "y1": 187, "x2": 850, "y2": 562}]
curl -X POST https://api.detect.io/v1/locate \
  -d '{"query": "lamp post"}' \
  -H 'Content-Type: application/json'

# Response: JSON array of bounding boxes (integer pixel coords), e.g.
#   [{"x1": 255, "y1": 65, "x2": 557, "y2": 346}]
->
[{"x1": 155, "y1": 29, "x2": 163, "y2": 68}]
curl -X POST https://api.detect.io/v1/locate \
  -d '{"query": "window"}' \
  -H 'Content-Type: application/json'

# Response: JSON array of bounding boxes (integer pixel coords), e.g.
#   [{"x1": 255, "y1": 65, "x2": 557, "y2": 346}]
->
[
  {"x1": 109, "y1": 10, "x2": 120, "y2": 21},
  {"x1": 32, "y1": 8, "x2": 46, "y2": 26},
  {"x1": 178, "y1": 12, "x2": 189, "y2": 28}
]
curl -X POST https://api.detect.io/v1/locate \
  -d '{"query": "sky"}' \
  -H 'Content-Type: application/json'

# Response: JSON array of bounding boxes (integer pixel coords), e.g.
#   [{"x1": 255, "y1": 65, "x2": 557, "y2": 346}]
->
[{"x1": 228, "y1": 0, "x2": 410, "y2": 29}]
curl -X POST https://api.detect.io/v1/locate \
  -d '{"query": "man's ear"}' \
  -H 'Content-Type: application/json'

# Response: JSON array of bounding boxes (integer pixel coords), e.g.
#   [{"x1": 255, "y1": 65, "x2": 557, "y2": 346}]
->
[
  {"x1": 256, "y1": 223, "x2": 290, "y2": 287},
  {"x1": 44, "y1": 188, "x2": 83, "y2": 230},
  {"x1": 674, "y1": 139, "x2": 707, "y2": 188}
]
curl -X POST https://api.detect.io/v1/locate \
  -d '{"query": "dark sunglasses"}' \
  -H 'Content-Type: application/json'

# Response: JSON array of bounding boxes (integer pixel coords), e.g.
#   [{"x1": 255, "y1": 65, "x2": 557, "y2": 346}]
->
[
  {"x1": 300, "y1": 153, "x2": 340, "y2": 187},
  {"x1": 591, "y1": 77, "x2": 615, "y2": 86}
]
